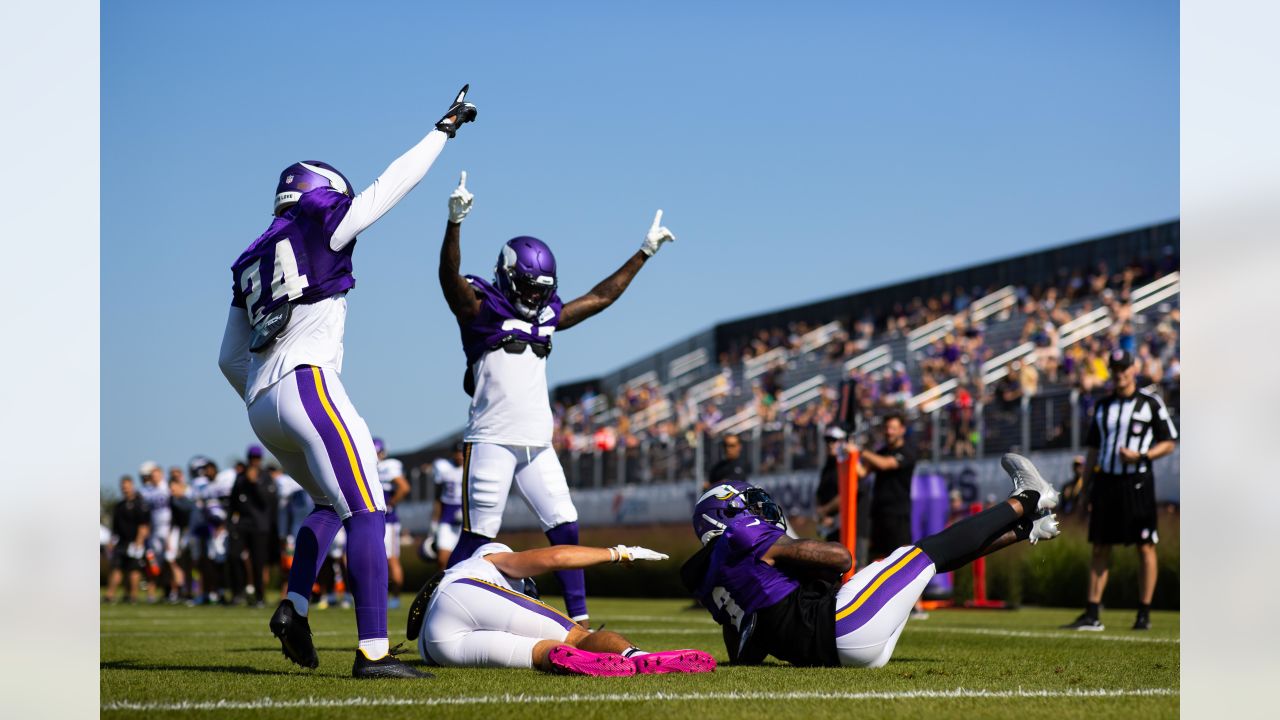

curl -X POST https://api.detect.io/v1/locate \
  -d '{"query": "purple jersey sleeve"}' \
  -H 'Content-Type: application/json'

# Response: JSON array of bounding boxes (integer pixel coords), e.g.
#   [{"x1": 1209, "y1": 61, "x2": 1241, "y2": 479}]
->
[
  {"x1": 723, "y1": 520, "x2": 785, "y2": 561},
  {"x1": 295, "y1": 187, "x2": 353, "y2": 239},
  {"x1": 229, "y1": 189, "x2": 357, "y2": 320}
]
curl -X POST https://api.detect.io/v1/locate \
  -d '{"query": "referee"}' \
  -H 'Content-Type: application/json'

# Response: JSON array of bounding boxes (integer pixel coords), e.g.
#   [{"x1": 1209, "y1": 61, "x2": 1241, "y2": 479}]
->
[{"x1": 1063, "y1": 349, "x2": 1178, "y2": 631}]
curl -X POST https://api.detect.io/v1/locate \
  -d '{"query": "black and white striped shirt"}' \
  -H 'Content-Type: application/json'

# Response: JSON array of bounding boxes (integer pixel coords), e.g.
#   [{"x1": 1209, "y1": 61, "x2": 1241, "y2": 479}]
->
[{"x1": 1086, "y1": 388, "x2": 1178, "y2": 475}]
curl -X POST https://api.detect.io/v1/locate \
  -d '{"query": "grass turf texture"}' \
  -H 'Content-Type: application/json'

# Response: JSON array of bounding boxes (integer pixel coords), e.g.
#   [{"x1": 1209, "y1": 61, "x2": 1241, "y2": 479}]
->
[{"x1": 102, "y1": 598, "x2": 1177, "y2": 719}]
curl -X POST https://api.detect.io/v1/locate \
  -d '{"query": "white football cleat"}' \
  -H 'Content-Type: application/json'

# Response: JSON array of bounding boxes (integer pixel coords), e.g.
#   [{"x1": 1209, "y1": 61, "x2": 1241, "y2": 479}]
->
[
  {"x1": 1001, "y1": 453, "x2": 1059, "y2": 512},
  {"x1": 1028, "y1": 512, "x2": 1060, "y2": 545}
]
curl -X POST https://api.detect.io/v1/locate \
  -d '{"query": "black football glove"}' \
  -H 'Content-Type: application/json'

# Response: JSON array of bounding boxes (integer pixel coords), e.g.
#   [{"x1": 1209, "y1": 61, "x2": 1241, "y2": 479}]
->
[{"x1": 436, "y1": 84, "x2": 478, "y2": 138}]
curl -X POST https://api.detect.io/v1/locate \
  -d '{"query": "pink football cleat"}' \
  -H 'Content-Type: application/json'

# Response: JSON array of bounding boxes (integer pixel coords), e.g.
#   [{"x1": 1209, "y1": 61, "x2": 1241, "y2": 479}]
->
[
  {"x1": 548, "y1": 645, "x2": 637, "y2": 677},
  {"x1": 633, "y1": 649, "x2": 717, "y2": 674}
]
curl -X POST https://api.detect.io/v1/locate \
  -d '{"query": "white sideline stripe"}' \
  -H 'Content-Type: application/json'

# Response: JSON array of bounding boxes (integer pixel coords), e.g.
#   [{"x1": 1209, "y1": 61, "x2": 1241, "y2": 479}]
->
[
  {"x1": 912, "y1": 626, "x2": 1179, "y2": 644},
  {"x1": 104, "y1": 627, "x2": 1179, "y2": 642},
  {"x1": 101, "y1": 688, "x2": 1177, "y2": 712},
  {"x1": 103, "y1": 630, "x2": 350, "y2": 637}
]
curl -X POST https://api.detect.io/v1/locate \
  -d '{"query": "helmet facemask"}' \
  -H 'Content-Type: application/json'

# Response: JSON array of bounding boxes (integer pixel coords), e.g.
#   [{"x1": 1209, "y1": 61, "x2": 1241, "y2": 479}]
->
[
  {"x1": 496, "y1": 240, "x2": 557, "y2": 320},
  {"x1": 693, "y1": 484, "x2": 789, "y2": 545}
]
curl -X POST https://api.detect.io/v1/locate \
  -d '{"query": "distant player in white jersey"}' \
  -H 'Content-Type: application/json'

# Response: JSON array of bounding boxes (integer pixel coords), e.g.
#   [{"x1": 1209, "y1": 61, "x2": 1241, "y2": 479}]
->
[
  {"x1": 137, "y1": 461, "x2": 170, "y2": 602},
  {"x1": 406, "y1": 541, "x2": 714, "y2": 676},
  {"x1": 218, "y1": 85, "x2": 475, "y2": 679},
  {"x1": 437, "y1": 172, "x2": 677, "y2": 625},
  {"x1": 373, "y1": 438, "x2": 410, "y2": 608},
  {"x1": 430, "y1": 443, "x2": 465, "y2": 568}
]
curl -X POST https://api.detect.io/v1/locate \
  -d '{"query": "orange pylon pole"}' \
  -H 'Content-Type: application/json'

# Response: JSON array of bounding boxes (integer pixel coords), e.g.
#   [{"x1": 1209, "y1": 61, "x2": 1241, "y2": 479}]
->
[{"x1": 838, "y1": 447, "x2": 860, "y2": 581}]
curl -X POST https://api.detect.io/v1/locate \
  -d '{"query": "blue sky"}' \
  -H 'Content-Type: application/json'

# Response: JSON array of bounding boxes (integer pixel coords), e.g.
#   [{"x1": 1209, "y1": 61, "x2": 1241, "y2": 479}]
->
[{"x1": 101, "y1": 1, "x2": 1177, "y2": 484}]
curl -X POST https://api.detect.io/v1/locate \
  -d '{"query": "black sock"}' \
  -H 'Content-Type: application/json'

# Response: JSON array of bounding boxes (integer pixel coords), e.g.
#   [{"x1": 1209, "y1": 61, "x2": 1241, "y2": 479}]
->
[
  {"x1": 1010, "y1": 490, "x2": 1040, "y2": 517},
  {"x1": 1137, "y1": 603, "x2": 1151, "y2": 618},
  {"x1": 916, "y1": 501, "x2": 1019, "y2": 572},
  {"x1": 1086, "y1": 602, "x2": 1101, "y2": 619}
]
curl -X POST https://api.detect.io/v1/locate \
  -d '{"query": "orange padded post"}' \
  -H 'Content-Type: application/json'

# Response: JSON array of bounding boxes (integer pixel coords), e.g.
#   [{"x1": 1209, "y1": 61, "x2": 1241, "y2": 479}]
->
[{"x1": 838, "y1": 448, "x2": 860, "y2": 581}]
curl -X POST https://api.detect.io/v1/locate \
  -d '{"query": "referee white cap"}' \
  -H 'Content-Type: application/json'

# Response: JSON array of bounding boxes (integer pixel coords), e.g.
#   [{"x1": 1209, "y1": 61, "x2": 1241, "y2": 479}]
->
[{"x1": 824, "y1": 426, "x2": 848, "y2": 441}]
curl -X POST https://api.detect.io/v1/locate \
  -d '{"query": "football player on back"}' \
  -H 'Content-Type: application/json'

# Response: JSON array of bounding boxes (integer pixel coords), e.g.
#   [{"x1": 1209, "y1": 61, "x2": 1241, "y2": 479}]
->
[
  {"x1": 407, "y1": 541, "x2": 713, "y2": 676},
  {"x1": 683, "y1": 454, "x2": 1061, "y2": 668},
  {"x1": 218, "y1": 85, "x2": 476, "y2": 678},
  {"x1": 373, "y1": 438, "x2": 411, "y2": 608},
  {"x1": 437, "y1": 171, "x2": 676, "y2": 626}
]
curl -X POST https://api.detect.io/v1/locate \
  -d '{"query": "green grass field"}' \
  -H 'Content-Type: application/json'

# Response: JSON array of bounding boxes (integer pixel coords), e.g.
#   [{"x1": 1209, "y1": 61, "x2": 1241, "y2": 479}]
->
[{"x1": 101, "y1": 597, "x2": 1178, "y2": 719}]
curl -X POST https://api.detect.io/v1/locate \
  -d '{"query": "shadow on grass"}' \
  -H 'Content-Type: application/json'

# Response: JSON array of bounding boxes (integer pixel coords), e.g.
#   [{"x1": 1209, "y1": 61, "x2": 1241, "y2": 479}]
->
[
  {"x1": 220, "y1": 648, "x2": 431, "y2": 668},
  {"x1": 100, "y1": 659, "x2": 298, "y2": 677},
  {"x1": 225, "y1": 646, "x2": 352, "y2": 655}
]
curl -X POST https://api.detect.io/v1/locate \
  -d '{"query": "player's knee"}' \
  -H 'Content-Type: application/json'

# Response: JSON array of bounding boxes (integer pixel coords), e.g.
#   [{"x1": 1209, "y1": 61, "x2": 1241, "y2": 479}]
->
[{"x1": 564, "y1": 626, "x2": 590, "y2": 646}]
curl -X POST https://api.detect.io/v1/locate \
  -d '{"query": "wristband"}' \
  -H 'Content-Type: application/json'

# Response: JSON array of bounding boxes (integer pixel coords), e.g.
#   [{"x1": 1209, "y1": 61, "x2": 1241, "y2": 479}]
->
[{"x1": 609, "y1": 547, "x2": 619, "y2": 563}]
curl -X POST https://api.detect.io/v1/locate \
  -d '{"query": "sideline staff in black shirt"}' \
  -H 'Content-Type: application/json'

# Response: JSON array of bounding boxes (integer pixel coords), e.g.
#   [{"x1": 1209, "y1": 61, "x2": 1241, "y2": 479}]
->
[
  {"x1": 858, "y1": 413, "x2": 917, "y2": 560},
  {"x1": 705, "y1": 433, "x2": 751, "y2": 491}
]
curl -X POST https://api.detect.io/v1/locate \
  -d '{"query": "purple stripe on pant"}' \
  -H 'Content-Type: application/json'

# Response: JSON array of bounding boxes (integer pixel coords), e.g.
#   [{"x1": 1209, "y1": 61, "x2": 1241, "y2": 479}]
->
[
  {"x1": 294, "y1": 366, "x2": 371, "y2": 514},
  {"x1": 454, "y1": 578, "x2": 577, "y2": 631},
  {"x1": 835, "y1": 550, "x2": 933, "y2": 637}
]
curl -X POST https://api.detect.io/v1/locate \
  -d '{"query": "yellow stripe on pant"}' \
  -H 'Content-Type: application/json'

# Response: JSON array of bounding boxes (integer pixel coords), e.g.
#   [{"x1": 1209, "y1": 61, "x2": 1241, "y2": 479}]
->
[
  {"x1": 461, "y1": 442, "x2": 473, "y2": 532},
  {"x1": 311, "y1": 367, "x2": 376, "y2": 513},
  {"x1": 835, "y1": 548, "x2": 923, "y2": 621}
]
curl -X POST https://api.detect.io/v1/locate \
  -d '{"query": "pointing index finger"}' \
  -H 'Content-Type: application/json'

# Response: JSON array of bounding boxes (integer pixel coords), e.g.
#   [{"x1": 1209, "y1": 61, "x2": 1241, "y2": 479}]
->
[
  {"x1": 459, "y1": 171, "x2": 467, "y2": 188},
  {"x1": 651, "y1": 209, "x2": 663, "y2": 229}
]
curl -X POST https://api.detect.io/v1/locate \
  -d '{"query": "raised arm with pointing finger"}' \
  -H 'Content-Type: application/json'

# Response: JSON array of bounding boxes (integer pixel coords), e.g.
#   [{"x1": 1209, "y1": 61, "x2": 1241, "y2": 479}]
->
[{"x1": 434, "y1": 171, "x2": 679, "y2": 626}]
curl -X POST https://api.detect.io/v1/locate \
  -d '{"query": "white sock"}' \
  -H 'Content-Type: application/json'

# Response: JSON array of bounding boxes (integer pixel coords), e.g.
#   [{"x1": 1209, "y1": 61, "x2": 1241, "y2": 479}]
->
[
  {"x1": 622, "y1": 647, "x2": 648, "y2": 658},
  {"x1": 359, "y1": 638, "x2": 390, "y2": 660},
  {"x1": 286, "y1": 592, "x2": 309, "y2": 617}
]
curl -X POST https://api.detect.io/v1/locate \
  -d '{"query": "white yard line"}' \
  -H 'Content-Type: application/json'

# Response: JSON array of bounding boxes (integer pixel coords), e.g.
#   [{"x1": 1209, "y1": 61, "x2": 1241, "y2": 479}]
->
[
  {"x1": 103, "y1": 625, "x2": 1179, "y2": 643},
  {"x1": 102, "y1": 630, "x2": 350, "y2": 637},
  {"x1": 101, "y1": 687, "x2": 1178, "y2": 712},
  {"x1": 910, "y1": 626, "x2": 1179, "y2": 644}
]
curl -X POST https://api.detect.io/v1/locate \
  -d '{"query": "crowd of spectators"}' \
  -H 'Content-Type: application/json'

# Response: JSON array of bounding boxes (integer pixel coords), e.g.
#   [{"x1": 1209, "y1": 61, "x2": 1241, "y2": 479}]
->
[{"x1": 547, "y1": 251, "x2": 1180, "y2": 474}]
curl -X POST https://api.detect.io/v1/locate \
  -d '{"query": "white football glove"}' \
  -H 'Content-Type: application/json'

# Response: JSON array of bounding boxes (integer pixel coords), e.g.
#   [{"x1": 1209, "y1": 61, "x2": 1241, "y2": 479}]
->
[
  {"x1": 448, "y1": 171, "x2": 474, "y2": 224},
  {"x1": 1028, "y1": 512, "x2": 1060, "y2": 545},
  {"x1": 639, "y1": 209, "x2": 676, "y2": 257},
  {"x1": 612, "y1": 544, "x2": 669, "y2": 563}
]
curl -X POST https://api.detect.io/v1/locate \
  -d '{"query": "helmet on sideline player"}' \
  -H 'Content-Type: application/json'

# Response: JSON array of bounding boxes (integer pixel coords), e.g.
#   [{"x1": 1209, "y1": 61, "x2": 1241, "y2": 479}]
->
[
  {"x1": 495, "y1": 236, "x2": 558, "y2": 321},
  {"x1": 692, "y1": 483, "x2": 788, "y2": 545},
  {"x1": 274, "y1": 161, "x2": 354, "y2": 216},
  {"x1": 372, "y1": 437, "x2": 387, "y2": 458}
]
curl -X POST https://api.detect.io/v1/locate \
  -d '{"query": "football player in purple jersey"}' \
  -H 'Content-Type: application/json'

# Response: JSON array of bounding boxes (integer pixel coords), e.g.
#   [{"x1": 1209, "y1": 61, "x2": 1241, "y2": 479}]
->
[
  {"x1": 437, "y1": 171, "x2": 676, "y2": 627},
  {"x1": 218, "y1": 85, "x2": 476, "y2": 679},
  {"x1": 683, "y1": 454, "x2": 1061, "y2": 668}
]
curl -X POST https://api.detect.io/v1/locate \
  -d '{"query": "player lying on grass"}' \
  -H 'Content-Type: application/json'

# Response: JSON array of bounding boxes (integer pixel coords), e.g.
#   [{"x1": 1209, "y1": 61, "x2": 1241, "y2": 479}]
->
[
  {"x1": 437, "y1": 171, "x2": 677, "y2": 627},
  {"x1": 406, "y1": 542, "x2": 716, "y2": 676},
  {"x1": 682, "y1": 453, "x2": 1061, "y2": 668}
]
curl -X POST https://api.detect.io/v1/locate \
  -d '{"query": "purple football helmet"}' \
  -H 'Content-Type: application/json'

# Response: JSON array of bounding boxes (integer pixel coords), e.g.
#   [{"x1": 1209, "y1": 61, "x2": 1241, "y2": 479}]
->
[
  {"x1": 274, "y1": 160, "x2": 354, "y2": 216},
  {"x1": 495, "y1": 236, "x2": 558, "y2": 321},
  {"x1": 372, "y1": 437, "x2": 386, "y2": 456},
  {"x1": 692, "y1": 483, "x2": 788, "y2": 545}
]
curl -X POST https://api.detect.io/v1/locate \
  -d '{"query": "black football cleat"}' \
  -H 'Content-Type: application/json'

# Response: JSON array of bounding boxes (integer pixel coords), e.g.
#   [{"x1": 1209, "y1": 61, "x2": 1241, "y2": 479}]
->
[
  {"x1": 269, "y1": 600, "x2": 319, "y2": 669},
  {"x1": 435, "y1": 84, "x2": 478, "y2": 138},
  {"x1": 352, "y1": 646, "x2": 434, "y2": 679},
  {"x1": 1133, "y1": 615, "x2": 1151, "y2": 631},
  {"x1": 406, "y1": 572, "x2": 444, "y2": 641},
  {"x1": 1060, "y1": 613, "x2": 1105, "y2": 632}
]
